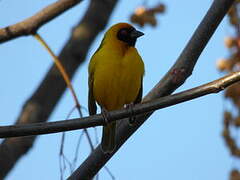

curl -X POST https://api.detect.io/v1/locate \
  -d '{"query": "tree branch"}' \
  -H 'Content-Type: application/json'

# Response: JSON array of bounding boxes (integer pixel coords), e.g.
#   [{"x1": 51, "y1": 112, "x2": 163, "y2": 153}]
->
[
  {"x1": 0, "y1": 0, "x2": 83, "y2": 43},
  {"x1": 0, "y1": 0, "x2": 118, "y2": 178},
  {"x1": 0, "y1": 71, "x2": 240, "y2": 138},
  {"x1": 69, "y1": 0, "x2": 235, "y2": 179}
]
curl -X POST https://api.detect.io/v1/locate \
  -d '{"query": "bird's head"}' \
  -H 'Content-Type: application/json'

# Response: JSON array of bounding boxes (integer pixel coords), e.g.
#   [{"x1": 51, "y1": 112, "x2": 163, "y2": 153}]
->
[{"x1": 104, "y1": 23, "x2": 144, "y2": 47}]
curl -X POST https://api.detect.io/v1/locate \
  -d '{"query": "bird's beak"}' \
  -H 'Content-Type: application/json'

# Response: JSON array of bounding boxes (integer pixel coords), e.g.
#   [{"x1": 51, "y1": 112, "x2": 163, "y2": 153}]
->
[{"x1": 130, "y1": 29, "x2": 144, "y2": 39}]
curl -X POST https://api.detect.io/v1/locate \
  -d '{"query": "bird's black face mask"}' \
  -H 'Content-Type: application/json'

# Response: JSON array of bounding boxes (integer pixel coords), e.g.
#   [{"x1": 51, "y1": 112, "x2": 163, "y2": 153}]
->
[{"x1": 117, "y1": 27, "x2": 144, "y2": 46}]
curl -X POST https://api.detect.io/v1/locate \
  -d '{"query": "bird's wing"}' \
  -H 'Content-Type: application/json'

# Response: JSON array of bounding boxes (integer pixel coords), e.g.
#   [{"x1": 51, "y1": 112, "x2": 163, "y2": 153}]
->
[
  {"x1": 88, "y1": 71, "x2": 97, "y2": 115},
  {"x1": 134, "y1": 76, "x2": 143, "y2": 104}
]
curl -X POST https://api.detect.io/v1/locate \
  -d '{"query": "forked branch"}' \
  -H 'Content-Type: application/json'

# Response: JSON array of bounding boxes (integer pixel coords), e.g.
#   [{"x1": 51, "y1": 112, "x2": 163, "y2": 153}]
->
[{"x1": 0, "y1": 0, "x2": 83, "y2": 43}]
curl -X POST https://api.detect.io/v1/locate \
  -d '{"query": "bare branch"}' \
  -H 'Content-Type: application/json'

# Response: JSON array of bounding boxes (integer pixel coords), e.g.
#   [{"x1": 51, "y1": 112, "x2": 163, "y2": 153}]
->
[
  {"x1": 69, "y1": 0, "x2": 235, "y2": 179},
  {"x1": 0, "y1": 0, "x2": 118, "y2": 178},
  {"x1": 0, "y1": 71, "x2": 239, "y2": 137},
  {"x1": 0, "y1": 0, "x2": 83, "y2": 43}
]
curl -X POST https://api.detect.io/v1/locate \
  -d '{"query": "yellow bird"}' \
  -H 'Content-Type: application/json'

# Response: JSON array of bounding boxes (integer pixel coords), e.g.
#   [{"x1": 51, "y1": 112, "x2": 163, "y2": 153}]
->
[{"x1": 88, "y1": 23, "x2": 145, "y2": 153}]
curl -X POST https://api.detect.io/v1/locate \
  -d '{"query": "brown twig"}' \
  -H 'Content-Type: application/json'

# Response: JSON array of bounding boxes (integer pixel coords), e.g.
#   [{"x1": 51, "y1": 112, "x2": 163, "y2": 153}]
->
[
  {"x1": 1, "y1": 71, "x2": 240, "y2": 138},
  {"x1": 0, "y1": 0, "x2": 83, "y2": 43},
  {"x1": 34, "y1": 33, "x2": 94, "y2": 177}
]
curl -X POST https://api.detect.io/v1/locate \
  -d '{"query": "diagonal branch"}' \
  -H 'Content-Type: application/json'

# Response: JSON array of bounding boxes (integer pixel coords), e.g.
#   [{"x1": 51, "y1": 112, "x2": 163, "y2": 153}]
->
[
  {"x1": 0, "y1": 0, "x2": 83, "y2": 43},
  {"x1": 0, "y1": 71, "x2": 240, "y2": 138},
  {"x1": 69, "y1": 0, "x2": 235, "y2": 179},
  {"x1": 0, "y1": 0, "x2": 118, "y2": 179}
]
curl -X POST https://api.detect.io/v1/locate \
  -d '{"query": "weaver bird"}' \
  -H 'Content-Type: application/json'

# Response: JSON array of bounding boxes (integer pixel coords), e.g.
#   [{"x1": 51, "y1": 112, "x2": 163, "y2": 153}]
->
[{"x1": 88, "y1": 23, "x2": 145, "y2": 153}]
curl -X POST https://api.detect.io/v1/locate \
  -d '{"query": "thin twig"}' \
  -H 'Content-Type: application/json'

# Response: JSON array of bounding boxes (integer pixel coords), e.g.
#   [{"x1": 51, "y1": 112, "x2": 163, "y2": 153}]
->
[
  {"x1": 72, "y1": 131, "x2": 85, "y2": 169},
  {"x1": 0, "y1": 0, "x2": 83, "y2": 43},
  {"x1": 59, "y1": 106, "x2": 76, "y2": 179},
  {"x1": 1, "y1": 71, "x2": 240, "y2": 138},
  {"x1": 34, "y1": 34, "x2": 81, "y2": 114},
  {"x1": 34, "y1": 33, "x2": 95, "y2": 178},
  {"x1": 103, "y1": 166, "x2": 115, "y2": 180},
  {"x1": 59, "y1": 132, "x2": 67, "y2": 180}
]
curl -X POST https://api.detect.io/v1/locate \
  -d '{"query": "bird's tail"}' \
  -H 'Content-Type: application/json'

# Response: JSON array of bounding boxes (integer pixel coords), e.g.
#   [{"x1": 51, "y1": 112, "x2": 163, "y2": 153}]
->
[{"x1": 101, "y1": 122, "x2": 116, "y2": 154}]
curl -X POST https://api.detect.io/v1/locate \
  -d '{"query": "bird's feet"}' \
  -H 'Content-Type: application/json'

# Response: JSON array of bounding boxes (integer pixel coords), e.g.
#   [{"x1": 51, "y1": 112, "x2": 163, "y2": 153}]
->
[
  {"x1": 101, "y1": 107, "x2": 111, "y2": 125},
  {"x1": 125, "y1": 103, "x2": 136, "y2": 125}
]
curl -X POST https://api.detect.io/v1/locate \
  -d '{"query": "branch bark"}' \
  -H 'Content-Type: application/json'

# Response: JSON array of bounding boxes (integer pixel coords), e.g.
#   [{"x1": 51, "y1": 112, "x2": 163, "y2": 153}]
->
[
  {"x1": 0, "y1": 0, "x2": 118, "y2": 178},
  {"x1": 69, "y1": 0, "x2": 235, "y2": 179},
  {"x1": 1, "y1": 71, "x2": 240, "y2": 138},
  {"x1": 0, "y1": 0, "x2": 83, "y2": 43}
]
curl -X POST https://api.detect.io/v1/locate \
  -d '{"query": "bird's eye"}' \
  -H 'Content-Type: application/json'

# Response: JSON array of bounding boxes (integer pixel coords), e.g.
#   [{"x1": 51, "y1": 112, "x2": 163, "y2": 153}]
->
[
  {"x1": 119, "y1": 29, "x2": 128, "y2": 37},
  {"x1": 117, "y1": 27, "x2": 136, "y2": 46},
  {"x1": 117, "y1": 28, "x2": 130, "y2": 40}
]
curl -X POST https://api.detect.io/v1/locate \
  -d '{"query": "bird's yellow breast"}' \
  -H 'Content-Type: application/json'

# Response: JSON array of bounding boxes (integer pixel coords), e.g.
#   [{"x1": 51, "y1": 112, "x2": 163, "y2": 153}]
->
[{"x1": 89, "y1": 45, "x2": 144, "y2": 111}]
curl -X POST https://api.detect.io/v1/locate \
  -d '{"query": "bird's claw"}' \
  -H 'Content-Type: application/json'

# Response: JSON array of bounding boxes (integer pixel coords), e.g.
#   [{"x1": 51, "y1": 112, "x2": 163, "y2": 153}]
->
[
  {"x1": 125, "y1": 103, "x2": 136, "y2": 125},
  {"x1": 102, "y1": 107, "x2": 110, "y2": 125}
]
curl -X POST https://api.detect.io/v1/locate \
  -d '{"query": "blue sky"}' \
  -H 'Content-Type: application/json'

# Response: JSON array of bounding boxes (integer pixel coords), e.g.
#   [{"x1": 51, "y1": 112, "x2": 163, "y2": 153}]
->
[{"x1": 0, "y1": 0, "x2": 234, "y2": 179}]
